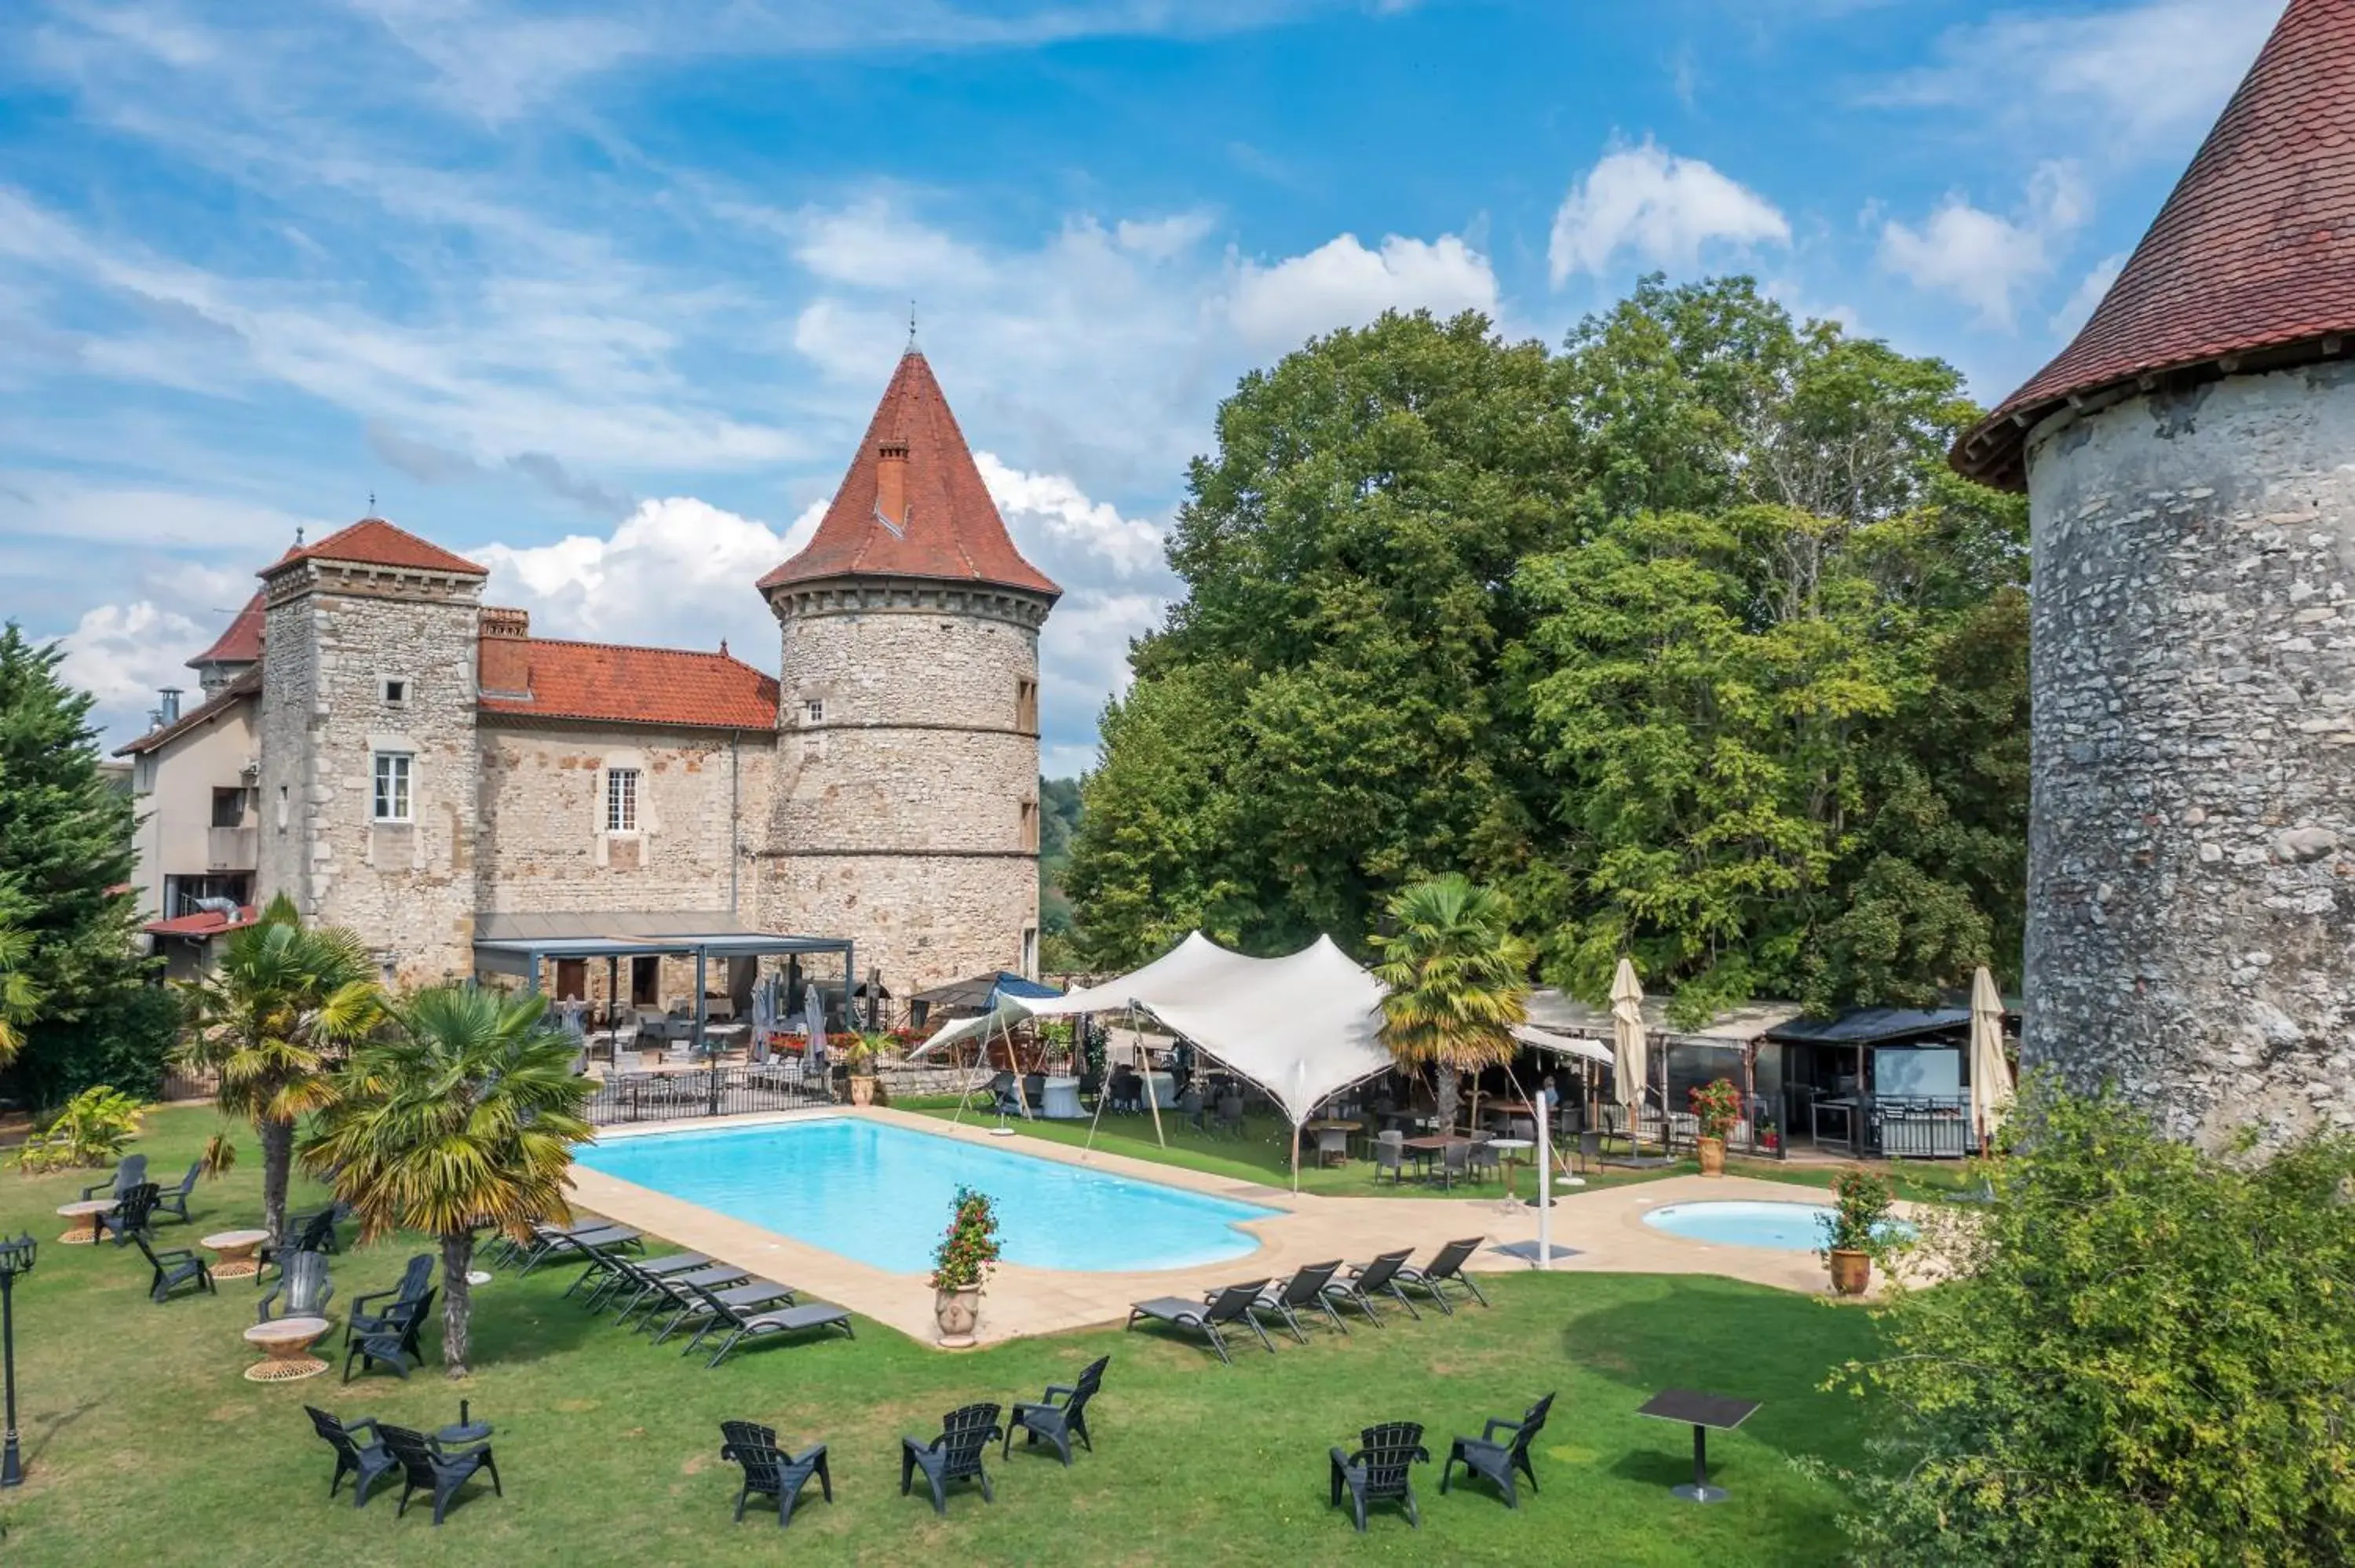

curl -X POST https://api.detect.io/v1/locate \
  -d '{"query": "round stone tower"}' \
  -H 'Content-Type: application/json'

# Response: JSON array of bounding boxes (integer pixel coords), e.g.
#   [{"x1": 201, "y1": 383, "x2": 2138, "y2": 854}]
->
[
  {"x1": 757, "y1": 349, "x2": 1059, "y2": 1000},
  {"x1": 1952, "y1": 0, "x2": 2355, "y2": 1148}
]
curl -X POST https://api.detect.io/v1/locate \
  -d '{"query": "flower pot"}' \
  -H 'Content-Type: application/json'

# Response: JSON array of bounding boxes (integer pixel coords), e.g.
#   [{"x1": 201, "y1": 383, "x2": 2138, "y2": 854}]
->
[
  {"x1": 934, "y1": 1285, "x2": 982, "y2": 1348},
  {"x1": 848, "y1": 1075, "x2": 875, "y2": 1107},
  {"x1": 1827, "y1": 1248, "x2": 1871, "y2": 1296},
  {"x1": 1696, "y1": 1136, "x2": 1726, "y2": 1176}
]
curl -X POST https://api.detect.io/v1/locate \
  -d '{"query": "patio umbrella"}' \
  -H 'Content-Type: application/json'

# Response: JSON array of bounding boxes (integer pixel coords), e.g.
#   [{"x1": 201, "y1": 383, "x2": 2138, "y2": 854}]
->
[
  {"x1": 1968, "y1": 966, "x2": 2014, "y2": 1151},
  {"x1": 1610, "y1": 958, "x2": 1648, "y2": 1152}
]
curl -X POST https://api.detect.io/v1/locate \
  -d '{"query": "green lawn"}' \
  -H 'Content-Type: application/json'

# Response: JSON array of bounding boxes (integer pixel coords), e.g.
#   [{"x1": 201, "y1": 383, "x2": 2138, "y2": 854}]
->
[{"x1": 0, "y1": 1106, "x2": 1879, "y2": 1566}]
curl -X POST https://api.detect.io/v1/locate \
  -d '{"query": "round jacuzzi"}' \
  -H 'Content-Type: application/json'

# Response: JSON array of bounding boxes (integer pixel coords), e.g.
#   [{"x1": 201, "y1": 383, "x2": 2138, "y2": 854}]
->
[{"x1": 1641, "y1": 1199, "x2": 1912, "y2": 1253}]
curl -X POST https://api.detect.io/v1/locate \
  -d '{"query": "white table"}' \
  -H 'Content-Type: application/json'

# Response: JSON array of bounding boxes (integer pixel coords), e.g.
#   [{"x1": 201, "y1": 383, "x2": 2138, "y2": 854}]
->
[
  {"x1": 1141, "y1": 1070, "x2": 1176, "y2": 1110},
  {"x1": 1040, "y1": 1075, "x2": 1084, "y2": 1119},
  {"x1": 1488, "y1": 1138, "x2": 1535, "y2": 1201}
]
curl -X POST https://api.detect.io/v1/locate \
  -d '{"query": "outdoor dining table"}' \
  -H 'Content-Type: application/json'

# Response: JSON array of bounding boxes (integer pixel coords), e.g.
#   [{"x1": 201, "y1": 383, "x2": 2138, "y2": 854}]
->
[
  {"x1": 1040, "y1": 1075, "x2": 1084, "y2": 1119},
  {"x1": 55, "y1": 1198, "x2": 114, "y2": 1245},
  {"x1": 1301, "y1": 1119, "x2": 1358, "y2": 1166},
  {"x1": 1400, "y1": 1133, "x2": 1472, "y2": 1183},
  {"x1": 1635, "y1": 1388, "x2": 1761, "y2": 1504},
  {"x1": 1487, "y1": 1136, "x2": 1534, "y2": 1198}
]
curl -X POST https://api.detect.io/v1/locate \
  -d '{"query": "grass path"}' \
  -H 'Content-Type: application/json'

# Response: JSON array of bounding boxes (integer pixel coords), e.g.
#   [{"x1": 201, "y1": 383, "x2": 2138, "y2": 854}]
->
[{"x1": 0, "y1": 1105, "x2": 1877, "y2": 1565}]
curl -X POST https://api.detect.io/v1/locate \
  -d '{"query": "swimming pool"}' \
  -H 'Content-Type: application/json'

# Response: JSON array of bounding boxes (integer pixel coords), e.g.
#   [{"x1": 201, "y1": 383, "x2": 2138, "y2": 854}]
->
[
  {"x1": 574, "y1": 1118, "x2": 1277, "y2": 1274},
  {"x1": 1641, "y1": 1199, "x2": 1913, "y2": 1253}
]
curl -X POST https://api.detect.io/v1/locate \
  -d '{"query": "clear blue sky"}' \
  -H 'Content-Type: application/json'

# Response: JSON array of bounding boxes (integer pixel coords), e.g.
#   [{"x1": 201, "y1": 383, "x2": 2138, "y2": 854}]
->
[{"x1": 0, "y1": 0, "x2": 2285, "y2": 771}]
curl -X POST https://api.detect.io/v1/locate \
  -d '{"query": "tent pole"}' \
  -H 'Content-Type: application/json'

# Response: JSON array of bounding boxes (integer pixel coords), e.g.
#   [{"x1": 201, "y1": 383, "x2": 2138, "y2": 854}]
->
[
  {"x1": 1135, "y1": 1001, "x2": 1167, "y2": 1149},
  {"x1": 1010, "y1": 1012, "x2": 1034, "y2": 1120},
  {"x1": 1082, "y1": 1065, "x2": 1108, "y2": 1159},
  {"x1": 1290, "y1": 1121, "x2": 1301, "y2": 1194}
]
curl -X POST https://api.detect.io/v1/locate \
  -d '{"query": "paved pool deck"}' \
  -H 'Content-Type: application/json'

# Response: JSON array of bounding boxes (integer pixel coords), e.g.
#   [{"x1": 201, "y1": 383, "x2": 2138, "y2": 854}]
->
[{"x1": 563, "y1": 1105, "x2": 1913, "y2": 1348}]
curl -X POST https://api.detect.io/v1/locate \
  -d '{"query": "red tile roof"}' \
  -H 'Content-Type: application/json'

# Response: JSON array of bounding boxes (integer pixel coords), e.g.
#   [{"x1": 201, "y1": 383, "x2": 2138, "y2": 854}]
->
[
  {"x1": 476, "y1": 638, "x2": 780, "y2": 731},
  {"x1": 114, "y1": 664, "x2": 261, "y2": 756},
  {"x1": 144, "y1": 904, "x2": 257, "y2": 939},
  {"x1": 1954, "y1": 0, "x2": 2355, "y2": 490},
  {"x1": 188, "y1": 592, "x2": 265, "y2": 669},
  {"x1": 757, "y1": 351, "x2": 1060, "y2": 598},
  {"x1": 261, "y1": 517, "x2": 489, "y2": 578}
]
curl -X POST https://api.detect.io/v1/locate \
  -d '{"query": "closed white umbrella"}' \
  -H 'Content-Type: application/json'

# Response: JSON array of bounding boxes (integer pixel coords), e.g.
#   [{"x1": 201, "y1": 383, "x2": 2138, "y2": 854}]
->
[
  {"x1": 1968, "y1": 966, "x2": 2014, "y2": 1150},
  {"x1": 1610, "y1": 958, "x2": 1648, "y2": 1155}
]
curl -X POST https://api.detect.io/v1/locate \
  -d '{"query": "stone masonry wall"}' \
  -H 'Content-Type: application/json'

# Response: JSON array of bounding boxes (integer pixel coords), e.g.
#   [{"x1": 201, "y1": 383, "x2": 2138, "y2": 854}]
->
[
  {"x1": 761, "y1": 585, "x2": 1045, "y2": 997},
  {"x1": 476, "y1": 721, "x2": 775, "y2": 917},
  {"x1": 257, "y1": 563, "x2": 483, "y2": 986},
  {"x1": 2022, "y1": 362, "x2": 2355, "y2": 1147}
]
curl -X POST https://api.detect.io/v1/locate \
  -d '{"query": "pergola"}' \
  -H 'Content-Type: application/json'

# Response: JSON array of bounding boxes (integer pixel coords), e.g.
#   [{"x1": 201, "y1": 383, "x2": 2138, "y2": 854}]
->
[{"x1": 471, "y1": 910, "x2": 853, "y2": 1051}]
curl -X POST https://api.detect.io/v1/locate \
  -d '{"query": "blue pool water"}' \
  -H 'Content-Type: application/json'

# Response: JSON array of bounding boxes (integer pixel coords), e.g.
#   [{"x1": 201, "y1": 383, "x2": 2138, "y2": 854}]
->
[
  {"x1": 1641, "y1": 1200, "x2": 1914, "y2": 1253},
  {"x1": 574, "y1": 1118, "x2": 1276, "y2": 1274}
]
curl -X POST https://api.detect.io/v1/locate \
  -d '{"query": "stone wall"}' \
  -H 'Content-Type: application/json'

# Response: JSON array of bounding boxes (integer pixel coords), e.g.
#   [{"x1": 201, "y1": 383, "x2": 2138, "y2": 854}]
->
[
  {"x1": 476, "y1": 720, "x2": 775, "y2": 917},
  {"x1": 2022, "y1": 361, "x2": 2355, "y2": 1147},
  {"x1": 762, "y1": 581, "x2": 1046, "y2": 996},
  {"x1": 257, "y1": 562, "x2": 484, "y2": 986}
]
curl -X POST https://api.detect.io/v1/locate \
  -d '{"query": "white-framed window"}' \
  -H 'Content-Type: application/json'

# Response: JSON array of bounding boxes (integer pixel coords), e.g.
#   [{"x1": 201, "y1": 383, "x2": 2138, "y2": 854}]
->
[
  {"x1": 803, "y1": 698, "x2": 824, "y2": 725},
  {"x1": 371, "y1": 752, "x2": 412, "y2": 822},
  {"x1": 606, "y1": 767, "x2": 640, "y2": 833}
]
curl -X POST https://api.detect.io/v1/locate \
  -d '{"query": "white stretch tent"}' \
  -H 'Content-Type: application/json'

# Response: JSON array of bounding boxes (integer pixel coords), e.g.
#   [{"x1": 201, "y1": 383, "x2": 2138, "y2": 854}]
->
[{"x1": 913, "y1": 932, "x2": 1397, "y2": 1186}]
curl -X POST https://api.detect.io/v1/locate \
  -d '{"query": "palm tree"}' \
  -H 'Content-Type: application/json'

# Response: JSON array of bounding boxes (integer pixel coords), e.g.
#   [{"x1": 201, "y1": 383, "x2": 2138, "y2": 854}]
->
[
  {"x1": 303, "y1": 985, "x2": 593, "y2": 1378},
  {"x1": 1370, "y1": 874, "x2": 1533, "y2": 1134},
  {"x1": 0, "y1": 899, "x2": 42, "y2": 1067},
  {"x1": 177, "y1": 895, "x2": 382, "y2": 1241}
]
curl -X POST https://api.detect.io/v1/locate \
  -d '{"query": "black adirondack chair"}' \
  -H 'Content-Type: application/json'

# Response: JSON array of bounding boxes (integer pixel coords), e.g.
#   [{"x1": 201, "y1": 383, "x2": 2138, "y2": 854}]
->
[
  {"x1": 376, "y1": 1422, "x2": 502, "y2": 1526},
  {"x1": 1394, "y1": 1237, "x2": 1492, "y2": 1315},
  {"x1": 131, "y1": 1231, "x2": 214, "y2": 1302},
  {"x1": 258, "y1": 1249, "x2": 334, "y2": 1324},
  {"x1": 305, "y1": 1406, "x2": 399, "y2": 1507},
  {"x1": 345, "y1": 1254, "x2": 433, "y2": 1348},
  {"x1": 343, "y1": 1287, "x2": 435, "y2": 1382},
  {"x1": 258, "y1": 1206, "x2": 342, "y2": 1282},
  {"x1": 1244, "y1": 1260, "x2": 1350, "y2": 1344},
  {"x1": 718, "y1": 1419, "x2": 832, "y2": 1528},
  {"x1": 1330, "y1": 1420, "x2": 1430, "y2": 1533},
  {"x1": 1126, "y1": 1279, "x2": 1274, "y2": 1365},
  {"x1": 151, "y1": 1161, "x2": 203, "y2": 1225},
  {"x1": 79, "y1": 1154, "x2": 147, "y2": 1203},
  {"x1": 900, "y1": 1402, "x2": 1002, "y2": 1515},
  {"x1": 1440, "y1": 1391, "x2": 1555, "y2": 1509},
  {"x1": 1320, "y1": 1249, "x2": 1420, "y2": 1326},
  {"x1": 1006, "y1": 1355, "x2": 1108, "y2": 1466},
  {"x1": 98, "y1": 1181, "x2": 161, "y2": 1245}
]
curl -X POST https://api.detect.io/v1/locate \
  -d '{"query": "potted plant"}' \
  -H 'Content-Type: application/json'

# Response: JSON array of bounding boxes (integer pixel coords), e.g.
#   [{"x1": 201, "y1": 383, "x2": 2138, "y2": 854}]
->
[
  {"x1": 1689, "y1": 1078, "x2": 1742, "y2": 1177},
  {"x1": 1817, "y1": 1166, "x2": 1897, "y2": 1296},
  {"x1": 842, "y1": 1030, "x2": 888, "y2": 1107},
  {"x1": 929, "y1": 1185, "x2": 1000, "y2": 1348}
]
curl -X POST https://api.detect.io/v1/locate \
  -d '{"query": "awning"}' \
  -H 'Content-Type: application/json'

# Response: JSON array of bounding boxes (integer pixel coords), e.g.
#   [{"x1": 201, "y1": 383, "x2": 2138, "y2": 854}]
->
[
  {"x1": 1524, "y1": 989, "x2": 1802, "y2": 1048},
  {"x1": 471, "y1": 910, "x2": 850, "y2": 981},
  {"x1": 910, "y1": 970, "x2": 1064, "y2": 1016},
  {"x1": 1764, "y1": 1007, "x2": 1972, "y2": 1046},
  {"x1": 1510, "y1": 1023, "x2": 1615, "y2": 1067}
]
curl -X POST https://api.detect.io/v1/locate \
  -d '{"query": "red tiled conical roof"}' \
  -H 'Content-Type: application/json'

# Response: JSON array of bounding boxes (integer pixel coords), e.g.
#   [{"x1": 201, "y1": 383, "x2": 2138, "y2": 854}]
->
[
  {"x1": 757, "y1": 352, "x2": 1059, "y2": 598},
  {"x1": 1953, "y1": 0, "x2": 2355, "y2": 490},
  {"x1": 260, "y1": 517, "x2": 489, "y2": 578},
  {"x1": 188, "y1": 592, "x2": 265, "y2": 669}
]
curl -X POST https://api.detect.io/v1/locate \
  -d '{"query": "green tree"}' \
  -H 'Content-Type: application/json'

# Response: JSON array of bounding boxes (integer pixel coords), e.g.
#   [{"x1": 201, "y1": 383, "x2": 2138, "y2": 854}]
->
[
  {"x1": 0, "y1": 624, "x2": 155, "y2": 1103},
  {"x1": 177, "y1": 895, "x2": 382, "y2": 1241},
  {"x1": 305, "y1": 984, "x2": 593, "y2": 1377},
  {"x1": 0, "y1": 890, "x2": 42, "y2": 1067},
  {"x1": 1369, "y1": 874, "x2": 1532, "y2": 1132},
  {"x1": 1831, "y1": 1083, "x2": 2355, "y2": 1564}
]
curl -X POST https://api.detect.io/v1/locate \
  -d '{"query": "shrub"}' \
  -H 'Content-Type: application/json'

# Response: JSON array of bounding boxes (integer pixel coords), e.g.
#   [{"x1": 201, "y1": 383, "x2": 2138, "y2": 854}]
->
[
  {"x1": 1689, "y1": 1077, "x2": 1743, "y2": 1141},
  {"x1": 16, "y1": 1084, "x2": 145, "y2": 1171},
  {"x1": 1827, "y1": 1080, "x2": 2355, "y2": 1566},
  {"x1": 929, "y1": 1185, "x2": 1001, "y2": 1293},
  {"x1": 8, "y1": 980, "x2": 178, "y2": 1107},
  {"x1": 1816, "y1": 1166, "x2": 1897, "y2": 1260}
]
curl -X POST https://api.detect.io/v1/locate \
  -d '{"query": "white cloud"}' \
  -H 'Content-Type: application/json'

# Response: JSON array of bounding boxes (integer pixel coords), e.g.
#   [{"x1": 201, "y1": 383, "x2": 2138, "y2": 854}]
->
[
  {"x1": 1877, "y1": 162, "x2": 2090, "y2": 331},
  {"x1": 977, "y1": 454, "x2": 1167, "y2": 578},
  {"x1": 1227, "y1": 234, "x2": 1499, "y2": 352},
  {"x1": 1547, "y1": 140, "x2": 1789, "y2": 286},
  {"x1": 57, "y1": 601, "x2": 212, "y2": 713},
  {"x1": 2050, "y1": 251, "x2": 2128, "y2": 338},
  {"x1": 1875, "y1": 0, "x2": 2287, "y2": 149}
]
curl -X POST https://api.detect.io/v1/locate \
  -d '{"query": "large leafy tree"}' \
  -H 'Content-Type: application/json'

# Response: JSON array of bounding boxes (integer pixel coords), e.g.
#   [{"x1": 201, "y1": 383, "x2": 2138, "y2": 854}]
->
[
  {"x1": 177, "y1": 895, "x2": 382, "y2": 1240},
  {"x1": 304, "y1": 985, "x2": 593, "y2": 1378},
  {"x1": 0, "y1": 624, "x2": 155, "y2": 1102},
  {"x1": 1369, "y1": 875, "x2": 1532, "y2": 1132},
  {"x1": 0, "y1": 887, "x2": 42, "y2": 1067}
]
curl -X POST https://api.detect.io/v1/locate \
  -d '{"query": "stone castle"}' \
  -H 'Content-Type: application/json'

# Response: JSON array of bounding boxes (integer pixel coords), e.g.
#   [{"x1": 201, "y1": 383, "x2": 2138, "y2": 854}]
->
[
  {"x1": 124, "y1": 348, "x2": 1057, "y2": 1005},
  {"x1": 1952, "y1": 0, "x2": 2354, "y2": 1146}
]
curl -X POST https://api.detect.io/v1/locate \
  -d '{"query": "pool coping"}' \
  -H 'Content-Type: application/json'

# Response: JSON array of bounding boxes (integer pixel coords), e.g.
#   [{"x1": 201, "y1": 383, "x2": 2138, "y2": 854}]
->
[{"x1": 564, "y1": 1110, "x2": 1922, "y2": 1347}]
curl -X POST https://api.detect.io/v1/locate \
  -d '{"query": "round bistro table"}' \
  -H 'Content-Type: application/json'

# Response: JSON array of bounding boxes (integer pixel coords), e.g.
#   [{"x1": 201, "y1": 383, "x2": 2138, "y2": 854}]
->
[
  {"x1": 243, "y1": 1316, "x2": 332, "y2": 1382},
  {"x1": 56, "y1": 1198, "x2": 115, "y2": 1245},
  {"x1": 203, "y1": 1227, "x2": 273, "y2": 1281}
]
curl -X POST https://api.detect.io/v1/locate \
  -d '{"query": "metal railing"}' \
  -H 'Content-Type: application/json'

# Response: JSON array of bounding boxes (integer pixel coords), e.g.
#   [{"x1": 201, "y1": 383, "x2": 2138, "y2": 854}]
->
[{"x1": 583, "y1": 1063, "x2": 834, "y2": 1126}]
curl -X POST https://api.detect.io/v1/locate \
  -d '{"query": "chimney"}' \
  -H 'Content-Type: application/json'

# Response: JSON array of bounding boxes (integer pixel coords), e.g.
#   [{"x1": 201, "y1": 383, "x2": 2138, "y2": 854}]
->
[
  {"x1": 874, "y1": 438, "x2": 909, "y2": 531},
  {"x1": 158, "y1": 687, "x2": 182, "y2": 725},
  {"x1": 477, "y1": 606, "x2": 532, "y2": 698}
]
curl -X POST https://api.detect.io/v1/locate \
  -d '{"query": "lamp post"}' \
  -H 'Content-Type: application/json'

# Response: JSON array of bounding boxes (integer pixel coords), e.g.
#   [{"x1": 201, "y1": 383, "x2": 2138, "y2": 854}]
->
[{"x1": 0, "y1": 1231, "x2": 35, "y2": 1487}]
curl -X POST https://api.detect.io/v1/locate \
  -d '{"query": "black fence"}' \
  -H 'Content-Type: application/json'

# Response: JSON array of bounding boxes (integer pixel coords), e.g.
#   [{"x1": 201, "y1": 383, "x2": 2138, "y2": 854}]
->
[
  {"x1": 584, "y1": 1064, "x2": 834, "y2": 1126},
  {"x1": 1869, "y1": 1096, "x2": 1975, "y2": 1159}
]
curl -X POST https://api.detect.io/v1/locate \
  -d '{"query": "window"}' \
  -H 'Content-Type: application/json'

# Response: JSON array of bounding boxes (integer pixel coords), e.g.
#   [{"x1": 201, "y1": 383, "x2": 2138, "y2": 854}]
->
[
  {"x1": 803, "y1": 698, "x2": 824, "y2": 725},
  {"x1": 371, "y1": 752, "x2": 412, "y2": 822},
  {"x1": 1016, "y1": 678, "x2": 1039, "y2": 732},
  {"x1": 210, "y1": 787, "x2": 244, "y2": 828},
  {"x1": 1020, "y1": 798, "x2": 1039, "y2": 851},
  {"x1": 605, "y1": 768, "x2": 639, "y2": 833},
  {"x1": 382, "y1": 677, "x2": 407, "y2": 706}
]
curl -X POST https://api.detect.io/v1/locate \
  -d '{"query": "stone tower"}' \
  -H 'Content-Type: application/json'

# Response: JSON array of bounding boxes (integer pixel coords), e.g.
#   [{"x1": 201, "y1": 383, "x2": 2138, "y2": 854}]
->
[
  {"x1": 758, "y1": 351, "x2": 1059, "y2": 997},
  {"x1": 256, "y1": 518, "x2": 489, "y2": 985},
  {"x1": 1951, "y1": 0, "x2": 2355, "y2": 1147}
]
